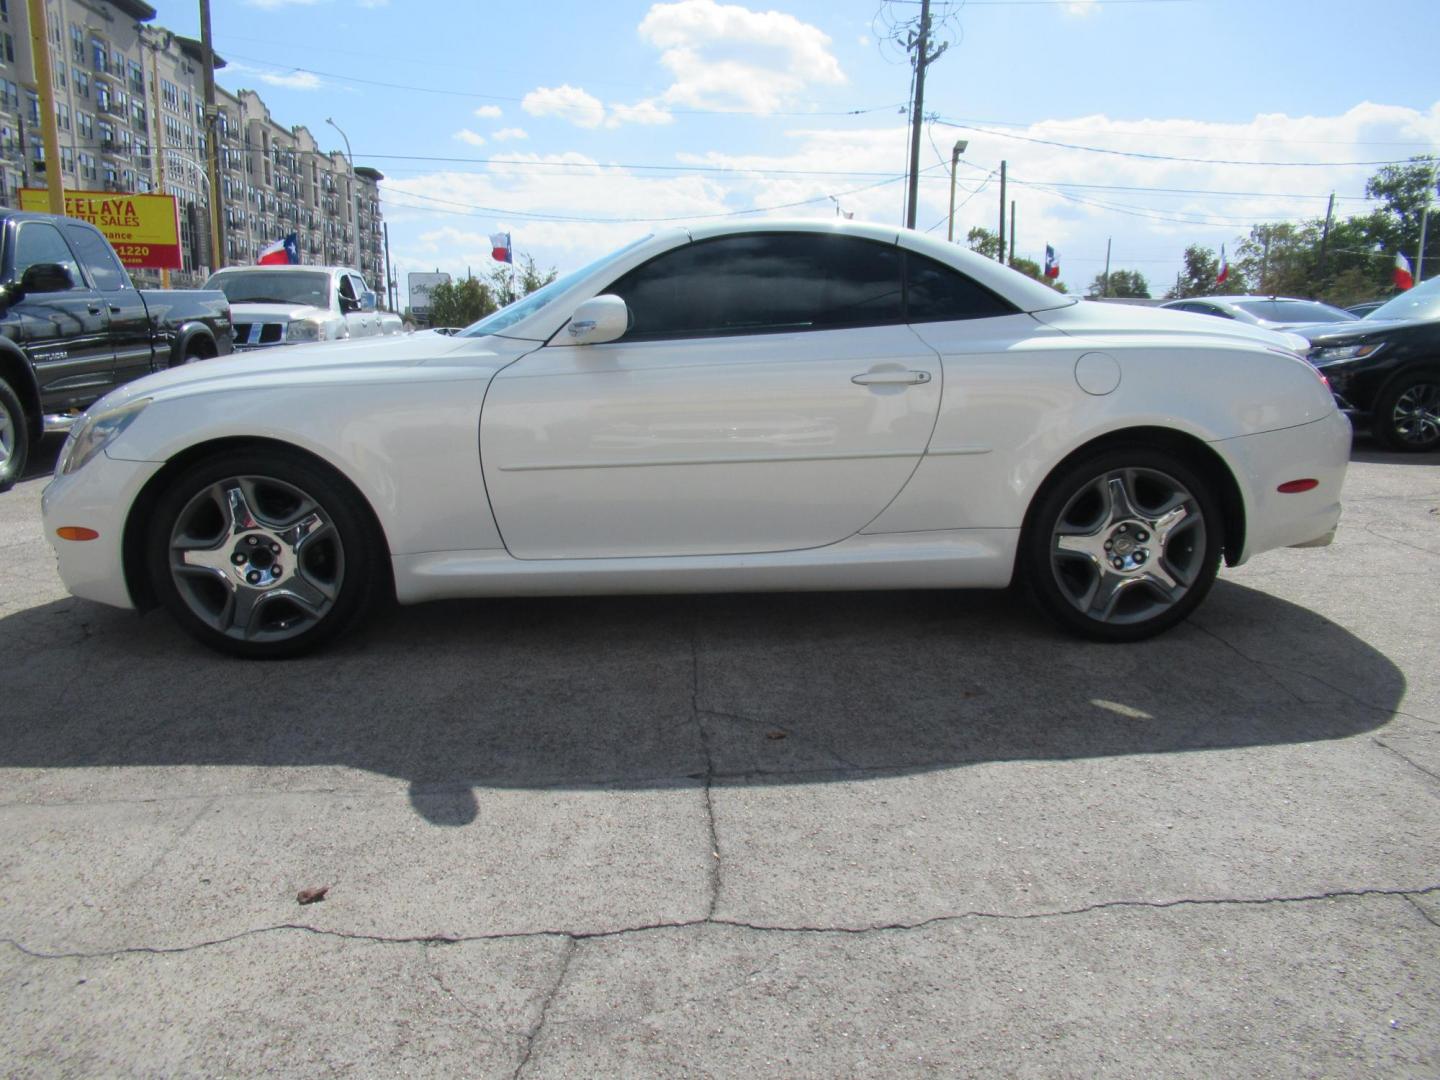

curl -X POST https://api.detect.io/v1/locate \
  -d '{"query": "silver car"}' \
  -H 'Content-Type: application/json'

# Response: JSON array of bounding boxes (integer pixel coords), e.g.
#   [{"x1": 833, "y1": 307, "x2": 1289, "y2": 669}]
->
[{"x1": 1161, "y1": 295, "x2": 1355, "y2": 331}]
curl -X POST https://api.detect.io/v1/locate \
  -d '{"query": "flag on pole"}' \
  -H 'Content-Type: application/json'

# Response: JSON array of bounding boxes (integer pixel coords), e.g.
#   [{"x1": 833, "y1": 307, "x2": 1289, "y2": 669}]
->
[
  {"x1": 1044, "y1": 245, "x2": 1059, "y2": 279},
  {"x1": 490, "y1": 232, "x2": 512, "y2": 264},
  {"x1": 257, "y1": 233, "x2": 299, "y2": 265},
  {"x1": 1216, "y1": 244, "x2": 1229, "y2": 285},
  {"x1": 1394, "y1": 252, "x2": 1414, "y2": 290}
]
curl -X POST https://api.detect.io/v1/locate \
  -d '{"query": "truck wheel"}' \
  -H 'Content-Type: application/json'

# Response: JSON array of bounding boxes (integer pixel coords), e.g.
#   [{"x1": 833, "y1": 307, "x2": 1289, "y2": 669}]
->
[
  {"x1": 0, "y1": 379, "x2": 29, "y2": 493},
  {"x1": 174, "y1": 338, "x2": 217, "y2": 367},
  {"x1": 1372, "y1": 371, "x2": 1440, "y2": 452}
]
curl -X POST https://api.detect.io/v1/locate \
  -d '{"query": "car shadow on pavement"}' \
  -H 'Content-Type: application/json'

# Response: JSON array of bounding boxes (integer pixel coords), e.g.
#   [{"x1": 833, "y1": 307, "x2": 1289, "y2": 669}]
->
[{"x1": 0, "y1": 582, "x2": 1405, "y2": 826}]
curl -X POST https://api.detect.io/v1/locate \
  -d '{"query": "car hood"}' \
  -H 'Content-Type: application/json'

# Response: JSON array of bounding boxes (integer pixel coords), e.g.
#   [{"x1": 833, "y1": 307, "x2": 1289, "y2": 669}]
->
[
  {"x1": 1297, "y1": 316, "x2": 1436, "y2": 344},
  {"x1": 1034, "y1": 301, "x2": 1310, "y2": 353},
  {"x1": 227, "y1": 302, "x2": 330, "y2": 322},
  {"x1": 92, "y1": 332, "x2": 530, "y2": 412}
]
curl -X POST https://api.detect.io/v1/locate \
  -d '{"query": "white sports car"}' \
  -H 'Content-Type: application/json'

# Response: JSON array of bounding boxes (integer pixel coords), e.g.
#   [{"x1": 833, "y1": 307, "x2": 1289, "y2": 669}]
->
[{"x1": 41, "y1": 221, "x2": 1349, "y2": 657}]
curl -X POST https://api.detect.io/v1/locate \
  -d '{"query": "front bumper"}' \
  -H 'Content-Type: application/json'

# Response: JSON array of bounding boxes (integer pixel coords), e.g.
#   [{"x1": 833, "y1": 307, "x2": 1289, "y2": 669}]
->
[{"x1": 42, "y1": 452, "x2": 165, "y2": 610}]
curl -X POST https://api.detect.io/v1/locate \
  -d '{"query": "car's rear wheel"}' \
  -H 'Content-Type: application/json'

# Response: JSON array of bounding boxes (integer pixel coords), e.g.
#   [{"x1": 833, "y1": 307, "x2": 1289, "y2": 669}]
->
[
  {"x1": 146, "y1": 448, "x2": 383, "y2": 657},
  {"x1": 1023, "y1": 447, "x2": 1223, "y2": 642},
  {"x1": 1372, "y1": 371, "x2": 1440, "y2": 452},
  {"x1": 0, "y1": 378, "x2": 29, "y2": 493}
]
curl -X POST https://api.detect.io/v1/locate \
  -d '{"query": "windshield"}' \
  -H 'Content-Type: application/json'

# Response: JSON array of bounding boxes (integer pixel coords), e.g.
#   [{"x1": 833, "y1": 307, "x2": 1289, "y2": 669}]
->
[
  {"x1": 1232, "y1": 299, "x2": 1352, "y2": 324},
  {"x1": 459, "y1": 235, "x2": 653, "y2": 338},
  {"x1": 206, "y1": 270, "x2": 332, "y2": 308},
  {"x1": 1365, "y1": 275, "x2": 1440, "y2": 322}
]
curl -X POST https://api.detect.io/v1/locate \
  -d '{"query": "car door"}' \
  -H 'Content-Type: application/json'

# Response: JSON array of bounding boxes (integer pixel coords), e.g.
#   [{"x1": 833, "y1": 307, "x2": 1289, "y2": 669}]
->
[
  {"x1": 481, "y1": 232, "x2": 943, "y2": 559},
  {"x1": 6, "y1": 220, "x2": 113, "y2": 414},
  {"x1": 63, "y1": 222, "x2": 154, "y2": 383},
  {"x1": 339, "y1": 273, "x2": 379, "y2": 337}
]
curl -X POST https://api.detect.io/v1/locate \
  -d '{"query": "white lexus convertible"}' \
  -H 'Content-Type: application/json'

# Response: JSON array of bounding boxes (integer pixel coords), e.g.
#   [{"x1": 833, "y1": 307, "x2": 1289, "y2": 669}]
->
[{"x1": 42, "y1": 221, "x2": 1348, "y2": 657}]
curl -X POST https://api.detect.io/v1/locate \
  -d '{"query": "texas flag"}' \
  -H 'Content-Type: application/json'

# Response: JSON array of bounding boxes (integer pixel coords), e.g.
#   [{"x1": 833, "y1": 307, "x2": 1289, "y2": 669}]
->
[
  {"x1": 1043, "y1": 244, "x2": 1059, "y2": 279},
  {"x1": 1394, "y1": 252, "x2": 1414, "y2": 290},
  {"x1": 1216, "y1": 244, "x2": 1229, "y2": 285},
  {"x1": 490, "y1": 232, "x2": 512, "y2": 264},
  {"x1": 257, "y1": 233, "x2": 299, "y2": 265}
]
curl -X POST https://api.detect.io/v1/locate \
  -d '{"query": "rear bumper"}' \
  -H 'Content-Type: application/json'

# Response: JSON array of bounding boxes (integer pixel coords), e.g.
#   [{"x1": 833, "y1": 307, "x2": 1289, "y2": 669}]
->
[{"x1": 1215, "y1": 410, "x2": 1351, "y2": 565}]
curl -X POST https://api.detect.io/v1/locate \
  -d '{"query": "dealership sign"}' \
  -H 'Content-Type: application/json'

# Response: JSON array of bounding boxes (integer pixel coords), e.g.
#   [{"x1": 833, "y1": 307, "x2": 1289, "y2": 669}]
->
[
  {"x1": 20, "y1": 189, "x2": 182, "y2": 269},
  {"x1": 407, "y1": 271, "x2": 451, "y2": 315}
]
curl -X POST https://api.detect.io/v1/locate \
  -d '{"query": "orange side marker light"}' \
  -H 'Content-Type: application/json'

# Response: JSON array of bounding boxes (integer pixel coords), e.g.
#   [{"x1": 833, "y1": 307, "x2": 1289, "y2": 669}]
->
[{"x1": 56, "y1": 526, "x2": 100, "y2": 541}]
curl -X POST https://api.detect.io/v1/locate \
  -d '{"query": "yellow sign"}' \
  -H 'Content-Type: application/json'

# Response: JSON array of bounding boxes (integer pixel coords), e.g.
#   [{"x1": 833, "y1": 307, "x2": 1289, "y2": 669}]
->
[{"x1": 19, "y1": 188, "x2": 182, "y2": 269}]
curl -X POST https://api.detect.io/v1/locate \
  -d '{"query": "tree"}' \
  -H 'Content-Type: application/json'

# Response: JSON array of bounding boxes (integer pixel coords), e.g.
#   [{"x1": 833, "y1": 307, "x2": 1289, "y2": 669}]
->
[
  {"x1": 965, "y1": 226, "x2": 1001, "y2": 260},
  {"x1": 1164, "y1": 245, "x2": 1247, "y2": 299},
  {"x1": 1086, "y1": 269, "x2": 1150, "y2": 299},
  {"x1": 489, "y1": 253, "x2": 558, "y2": 306},
  {"x1": 427, "y1": 276, "x2": 496, "y2": 328},
  {"x1": 1009, "y1": 255, "x2": 1068, "y2": 293}
]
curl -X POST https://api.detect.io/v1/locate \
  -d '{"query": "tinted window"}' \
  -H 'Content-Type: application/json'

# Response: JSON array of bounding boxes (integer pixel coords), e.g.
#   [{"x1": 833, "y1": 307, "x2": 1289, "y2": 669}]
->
[
  {"x1": 606, "y1": 233, "x2": 904, "y2": 340},
  {"x1": 1366, "y1": 274, "x2": 1440, "y2": 322},
  {"x1": 1234, "y1": 299, "x2": 1350, "y2": 323},
  {"x1": 64, "y1": 224, "x2": 130, "y2": 291},
  {"x1": 13, "y1": 222, "x2": 84, "y2": 289},
  {"x1": 905, "y1": 252, "x2": 1017, "y2": 321}
]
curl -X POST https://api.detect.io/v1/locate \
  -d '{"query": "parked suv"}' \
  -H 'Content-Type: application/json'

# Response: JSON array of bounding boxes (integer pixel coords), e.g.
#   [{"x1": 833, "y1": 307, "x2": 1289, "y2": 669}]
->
[{"x1": 1301, "y1": 275, "x2": 1440, "y2": 451}]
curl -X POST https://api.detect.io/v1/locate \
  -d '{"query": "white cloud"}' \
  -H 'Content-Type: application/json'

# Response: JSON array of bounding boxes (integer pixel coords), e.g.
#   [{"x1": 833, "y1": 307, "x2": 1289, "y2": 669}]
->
[
  {"x1": 244, "y1": 0, "x2": 325, "y2": 7},
  {"x1": 522, "y1": 84, "x2": 607, "y2": 128},
  {"x1": 638, "y1": 0, "x2": 845, "y2": 114},
  {"x1": 1064, "y1": 1, "x2": 1098, "y2": 14},
  {"x1": 453, "y1": 129, "x2": 486, "y2": 147},
  {"x1": 227, "y1": 62, "x2": 326, "y2": 91},
  {"x1": 474, "y1": 105, "x2": 504, "y2": 119},
  {"x1": 492, "y1": 127, "x2": 528, "y2": 141},
  {"x1": 607, "y1": 99, "x2": 674, "y2": 128}
]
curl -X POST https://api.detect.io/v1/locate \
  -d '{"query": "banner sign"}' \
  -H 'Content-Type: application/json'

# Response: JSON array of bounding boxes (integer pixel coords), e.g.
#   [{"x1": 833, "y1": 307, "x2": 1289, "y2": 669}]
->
[{"x1": 19, "y1": 189, "x2": 182, "y2": 269}]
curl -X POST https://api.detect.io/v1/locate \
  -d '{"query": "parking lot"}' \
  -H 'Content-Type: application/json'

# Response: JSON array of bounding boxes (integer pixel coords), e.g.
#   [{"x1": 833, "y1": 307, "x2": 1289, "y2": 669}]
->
[{"x1": 1, "y1": 435, "x2": 1437, "y2": 1077}]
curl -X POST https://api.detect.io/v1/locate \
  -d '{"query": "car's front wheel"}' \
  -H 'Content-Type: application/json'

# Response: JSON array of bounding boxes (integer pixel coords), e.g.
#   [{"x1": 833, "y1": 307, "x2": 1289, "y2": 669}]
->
[
  {"x1": 146, "y1": 448, "x2": 384, "y2": 657},
  {"x1": 1023, "y1": 447, "x2": 1223, "y2": 642},
  {"x1": 1372, "y1": 370, "x2": 1440, "y2": 452}
]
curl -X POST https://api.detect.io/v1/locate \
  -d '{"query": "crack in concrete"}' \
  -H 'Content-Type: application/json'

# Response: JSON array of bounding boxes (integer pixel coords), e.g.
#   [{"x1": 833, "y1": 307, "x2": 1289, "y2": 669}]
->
[
  {"x1": 512, "y1": 936, "x2": 575, "y2": 1080},
  {"x1": 1403, "y1": 894, "x2": 1440, "y2": 930},
  {"x1": 6, "y1": 884, "x2": 1436, "y2": 962},
  {"x1": 1360, "y1": 524, "x2": 1440, "y2": 559},
  {"x1": 1190, "y1": 621, "x2": 1306, "y2": 705},
  {"x1": 1373, "y1": 738, "x2": 1440, "y2": 785},
  {"x1": 691, "y1": 625, "x2": 723, "y2": 921}
]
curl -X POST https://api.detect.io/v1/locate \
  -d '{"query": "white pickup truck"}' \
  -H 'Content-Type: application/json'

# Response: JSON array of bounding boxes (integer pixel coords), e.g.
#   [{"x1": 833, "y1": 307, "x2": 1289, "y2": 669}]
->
[{"x1": 203, "y1": 265, "x2": 402, "y2": 349}]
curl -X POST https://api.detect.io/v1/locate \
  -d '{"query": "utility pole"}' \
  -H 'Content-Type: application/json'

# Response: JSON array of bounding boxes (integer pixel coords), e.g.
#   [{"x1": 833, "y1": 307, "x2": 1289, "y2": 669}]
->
[
  {"x1": 383, "y1": 222, "x2": 394, "y2": 311},
  {"x1": 1316, "y1": 192, "x2": 1335, "y2": 295},
  {"x1": 1009, "y1": 200, "x2": 1015, "y2": 268},
  {"x1": 1102, "y1": 237, "x2": 1112, "y2": 298},
  {"x1": 199, "y1": 0, "x2": 225, "y2": 271},
  {"x1": 1418, "y1": 159, "x2": 1438, "y2": 283},
  {"x1": 997, "y1": 160, "x2": 1007, "y2": 263},
  {"x1": 946, "y1": 139, "x2": 967, "y2": 242},
  {"x1": 903, "y1": 0, "x2": 945, "y2": 229},
  {"x1": 24, "y1": 0, "x2": 64, "y2": 214},
  {"x1": 1260, "y1": 226, "x2": 1272, "y2": 294}
]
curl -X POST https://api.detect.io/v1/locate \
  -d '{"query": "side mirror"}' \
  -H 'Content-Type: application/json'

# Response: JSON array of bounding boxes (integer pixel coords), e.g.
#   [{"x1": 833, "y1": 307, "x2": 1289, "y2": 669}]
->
[
  {"x1": 360, "y1": 290, "x2": 377, "y2": 313},
  {"x1": 564, "y1": 295, "x2": 629, "y2": 345},
  {"x1": 19, "y1": 262, "x2": 75, "y2": 296}
]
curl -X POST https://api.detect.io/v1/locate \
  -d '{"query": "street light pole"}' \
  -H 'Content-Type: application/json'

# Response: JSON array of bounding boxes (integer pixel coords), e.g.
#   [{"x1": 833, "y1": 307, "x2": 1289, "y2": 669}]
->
[
  {"x1": 326, "y1": 117, "x2": 361, "y2": 272},
  {"x1": 946, "y1": 139, "x2": 968, "y2": 242}
]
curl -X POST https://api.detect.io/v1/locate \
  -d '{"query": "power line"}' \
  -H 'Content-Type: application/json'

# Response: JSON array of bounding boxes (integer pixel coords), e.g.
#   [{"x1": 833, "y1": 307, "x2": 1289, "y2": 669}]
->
[
  {"x1": 933, "y1": 118, "x2": 1424, "y2": 167},
  {"x1": 935, "y1": 114, "x2": 1439, "y2": 148}
]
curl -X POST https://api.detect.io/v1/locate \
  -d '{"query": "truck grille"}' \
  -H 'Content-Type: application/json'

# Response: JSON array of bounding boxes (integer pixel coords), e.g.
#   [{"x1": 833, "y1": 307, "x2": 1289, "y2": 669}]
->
[{"x1": 233, "y1": 322, "x2": 286, "y2": 347}]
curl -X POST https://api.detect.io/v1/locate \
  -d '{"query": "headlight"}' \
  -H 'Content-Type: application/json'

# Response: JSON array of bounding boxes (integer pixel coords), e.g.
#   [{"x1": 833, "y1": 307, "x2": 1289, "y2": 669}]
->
[
  {"x1": 285, "y1": 318, "x2": 325, "y2": 342},
  {"x1": 1311, "y1": 342, "x2": 1384, "y2": 364},
  {"x1": 57, "y1": 398, "x2": 151, "y2": 476}
]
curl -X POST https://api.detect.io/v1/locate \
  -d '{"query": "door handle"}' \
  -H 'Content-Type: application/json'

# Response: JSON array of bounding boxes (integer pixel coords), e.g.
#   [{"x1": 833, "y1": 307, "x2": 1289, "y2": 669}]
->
[
  {"x1": 108, "y1": 305, "x2": 123, "y2": 314},
  {"x1": 851, "y1": 369, "x2": 931, "y2": 386},
  {"x1": 87, "y1": 303, "x2": 102, "y2": 314}
]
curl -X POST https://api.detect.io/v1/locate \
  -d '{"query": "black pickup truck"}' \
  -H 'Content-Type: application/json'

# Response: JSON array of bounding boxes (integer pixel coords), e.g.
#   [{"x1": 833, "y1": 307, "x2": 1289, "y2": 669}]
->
[{"x1": 0, "y1": 209, "x2": 233, "y2": 491}]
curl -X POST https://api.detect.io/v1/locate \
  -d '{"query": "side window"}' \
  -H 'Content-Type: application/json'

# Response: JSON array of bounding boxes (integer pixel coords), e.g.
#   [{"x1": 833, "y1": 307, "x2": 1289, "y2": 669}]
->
[
  {"x1": 904, "y1": 252, "x2": 1017, "y2": 322},
  {"x1": 12, "y1": 222, "x2": 84, "y2": 289},
  {"x1": 63, "y1": 224, "x2": 130, "y2": 291},
  {"x1": 605, "y1": 233, "x2": 904, "y2": 340},
  {"x1": 346, "y1": 275, "x2": 368, "y2": 302},
  {"x1": 338, "y1": 274, "x2": 357, "y2": 301}
]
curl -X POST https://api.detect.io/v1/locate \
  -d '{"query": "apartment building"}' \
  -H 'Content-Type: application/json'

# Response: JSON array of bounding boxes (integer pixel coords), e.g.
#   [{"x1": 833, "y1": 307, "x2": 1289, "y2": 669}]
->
[{"x1": 0, "y1": 0, "x2": 385, "y2": 290}]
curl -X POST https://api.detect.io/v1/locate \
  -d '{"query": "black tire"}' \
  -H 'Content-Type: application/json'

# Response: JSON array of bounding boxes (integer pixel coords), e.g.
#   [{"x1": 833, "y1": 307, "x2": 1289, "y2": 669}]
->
[
  {"x1": 173, "y1": 337, "x2": 216, "y2": 368},
  {"x1": 0, "y1": 378, "x2": 29, "y2": 493},
  {"x1": 146, "y1": 447, "x2": 384, "y2": 658},
  {"x1": 1371, "y1": 370, "x2": 1440, "y2": 452},
  {"x1": 1022, "y1": 446, "x2": 1224, "y2": 643}
]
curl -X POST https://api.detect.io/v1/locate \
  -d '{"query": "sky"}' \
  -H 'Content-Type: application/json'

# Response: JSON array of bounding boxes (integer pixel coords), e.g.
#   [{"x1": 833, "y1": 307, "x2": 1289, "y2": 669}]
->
[{"x1": 161, "y1": 0, "x2": 1440, "y2": 306}]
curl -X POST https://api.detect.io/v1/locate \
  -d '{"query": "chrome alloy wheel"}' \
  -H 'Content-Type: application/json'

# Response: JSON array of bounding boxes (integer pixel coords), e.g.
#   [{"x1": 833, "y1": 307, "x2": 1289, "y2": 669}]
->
[
  {"x1": 1391, "y1": 382, "x2": 1440, "y2": 447},
  {"x1": 1050, "y1": 467, "x2": 1207, "y2": 625},
  {"x1": 168, "y1": 475, "x2": 345, "y2": 643},
  {"x1": 0, "y1": 407, "x2": 13, "y2": 472}
]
